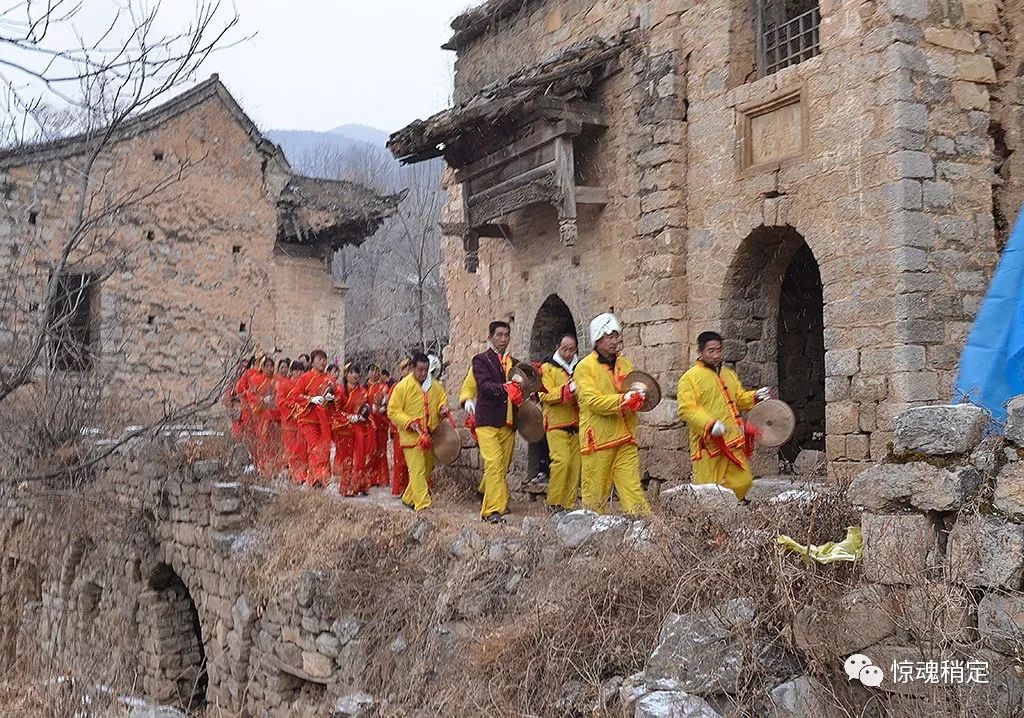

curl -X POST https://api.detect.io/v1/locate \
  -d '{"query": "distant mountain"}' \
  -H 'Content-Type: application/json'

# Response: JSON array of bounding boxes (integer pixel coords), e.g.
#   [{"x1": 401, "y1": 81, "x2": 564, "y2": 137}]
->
[{"x1": 328, "y1": 124, "x2": 389, "y2": 145}]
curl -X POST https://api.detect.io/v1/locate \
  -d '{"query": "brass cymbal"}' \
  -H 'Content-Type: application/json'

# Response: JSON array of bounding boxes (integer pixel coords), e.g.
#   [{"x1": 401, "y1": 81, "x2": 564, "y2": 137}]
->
[
  {"x1": 623, "y1": 370, "x2": 662, "y2": 412},
  {"x1": 508, "y1": 362, "x2": 544, "y2": 396},
  {"x1": 746, "y1": 399, "x2": 796, "y2": 448},
  {"x1": 515, "y1": 399, "x2": 546, "y2": 443},
  {"x1": 431, "y1": 420, "x2": 462, "y2": 465}
]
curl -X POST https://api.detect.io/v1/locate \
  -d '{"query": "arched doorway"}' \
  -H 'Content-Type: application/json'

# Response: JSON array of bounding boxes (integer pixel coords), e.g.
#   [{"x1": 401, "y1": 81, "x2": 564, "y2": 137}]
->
[
  {"x1": 722, "y1": 226, "x2": 825, "y2": 468},
  {"x1": 141, "y1": 563, "x2": 208, "y2": 711},
  {"x1": 527, "y1": 295, "x2": 577, "y2": 481}
]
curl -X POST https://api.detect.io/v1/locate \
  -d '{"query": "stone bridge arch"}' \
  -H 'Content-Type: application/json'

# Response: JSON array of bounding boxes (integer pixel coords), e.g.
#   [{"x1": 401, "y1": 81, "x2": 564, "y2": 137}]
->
[{"x1": 140, "y1": 561, "x2": 209, "y2": 711}]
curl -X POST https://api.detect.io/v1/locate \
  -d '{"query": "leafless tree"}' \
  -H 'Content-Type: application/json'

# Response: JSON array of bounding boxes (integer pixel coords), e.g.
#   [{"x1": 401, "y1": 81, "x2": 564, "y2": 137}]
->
[
  {"x1": 0, "y1": 1, "x2": 244, "y2": 485},
  {"x1": 292, "y1": 140, "x2": 449, "y2": 368}
]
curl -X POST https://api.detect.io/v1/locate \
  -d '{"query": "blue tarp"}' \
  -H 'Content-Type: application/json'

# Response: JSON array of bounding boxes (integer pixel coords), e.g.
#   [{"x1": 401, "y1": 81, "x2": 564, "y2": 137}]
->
[{"x1": 955, "y1": 205, "x2": 1024, "y2": 424}]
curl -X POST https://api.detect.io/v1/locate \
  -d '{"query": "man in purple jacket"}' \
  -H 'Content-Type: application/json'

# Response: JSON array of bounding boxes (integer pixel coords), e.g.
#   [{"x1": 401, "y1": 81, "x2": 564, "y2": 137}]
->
[{"x1": 472, "y1": 320, "x2": 525, "y2": 523}]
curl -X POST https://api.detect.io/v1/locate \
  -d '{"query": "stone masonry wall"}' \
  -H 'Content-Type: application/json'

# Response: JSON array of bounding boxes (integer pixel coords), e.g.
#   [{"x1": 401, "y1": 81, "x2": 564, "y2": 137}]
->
[{"x1": 440, "y1": 0, "x2": 1012, "y2": 484}]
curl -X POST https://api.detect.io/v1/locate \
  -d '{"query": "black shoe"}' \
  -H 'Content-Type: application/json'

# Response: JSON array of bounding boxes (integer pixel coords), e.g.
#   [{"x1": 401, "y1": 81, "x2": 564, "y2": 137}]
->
[{"x1": 483, "y1": 513, "x2": 505, "y2": 524}]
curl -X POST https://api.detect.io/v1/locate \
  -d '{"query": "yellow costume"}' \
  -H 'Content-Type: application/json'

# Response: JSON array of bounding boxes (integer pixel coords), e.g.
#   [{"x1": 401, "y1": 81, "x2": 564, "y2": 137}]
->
[
  {"x1": 387, "y1": 372, "x2": 448, "y2": 511},
  {"x1": 539, "y1": 361, "x2": 581, "y2": 510},
  {"x1": 676, "y1": 361, "x2": 757, "y2": 500},
  {"x1": 459, "y1": 367, "x2": 476, "y2": 408},
  {"x1": 574, "y1": 351, "x2": 650, "y2": 516}
]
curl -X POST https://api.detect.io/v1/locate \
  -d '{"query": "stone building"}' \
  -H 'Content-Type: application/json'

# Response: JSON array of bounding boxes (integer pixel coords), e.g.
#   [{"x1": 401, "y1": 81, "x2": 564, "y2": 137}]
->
[
  {"x1": 0, "y1": 76, "x2": 398, "y2": 412},
  {"x1": 390, "y1": 0, "x2": 1021, "y2": 480}
]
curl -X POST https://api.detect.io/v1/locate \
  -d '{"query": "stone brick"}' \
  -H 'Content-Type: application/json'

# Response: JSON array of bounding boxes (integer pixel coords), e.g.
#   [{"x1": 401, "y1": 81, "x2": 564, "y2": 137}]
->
[
  {"x1": 922, "y1": 180, "x2": 953, "y2": 208},
  {"x1": 924, "y1": 27, "x2": 977, "y2": 52},
  {"x1": 887, "y1": 0, "x2": 928, "y2": 19},
  {"x1": 977, "y1": 593, "x2": 1024, "y2": 654},
  {"x1": 994, "y1": 462, "x2": 1024, "y2": 518},
  {"x1": 897, "y1": 584, "x2": 976, "y2": 643},
  {"x1": 889, "y1": 371, "x2": 939, "y2": 402},
  {"x1": 824, "y1": 349, "x2": 859, "y2": 377},
  {"x1": 861, "y1": 345, "x2": 926, "y2": 374},
  {"x1": 893, "y1": 404, "x2": 987, "y2": 455},
  {"x1": 825, "y1": 403, "x2": 859, "y2": 434},
  {"x1": 847, "y1": 462, "x2": 978, "y2": 511},
  {"x1": 1004, "y1": 395, "x2": 1024, "y2": 447},
  {"x1": 948, "y1": 516, "x2": 1024, "y2": 589},
  {"x1": 957, "y1": 54, "x2": 997, "y2": 83},
  {"x1": 794, "y1": 585, "x2": 898, "y2": 654},
  {"x1": 862, "y1": 512, "x2": 941, "y2": 585},
  {"x1": 893, "y1": 151, "x2": 934, "y2": 179}
]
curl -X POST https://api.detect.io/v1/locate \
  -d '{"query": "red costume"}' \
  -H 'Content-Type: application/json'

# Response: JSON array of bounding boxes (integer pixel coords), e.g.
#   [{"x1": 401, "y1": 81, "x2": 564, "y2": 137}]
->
[
  {"x1": 334, "y1": 384, "x2": 371, "y2": 496},
  {"x1": 232, "y1": 366, "x2": 260, "y2": 441},
  {"x1": 366, "y1": 381, "x2": 392, "y2": 487},
  {"x1": 243, "y1": 370, "x2": 276, "y2": 476},
  {"x1": 289, "y1": 369, "x2": 333, "y2": 486},
  {"x1": 275, "y1": 374, "x2": 306, "y2": 483}
]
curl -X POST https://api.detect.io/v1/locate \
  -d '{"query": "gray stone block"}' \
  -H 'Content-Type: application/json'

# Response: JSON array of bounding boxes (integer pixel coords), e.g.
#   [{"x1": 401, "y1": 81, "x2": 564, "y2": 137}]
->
[
  {"x1": 978, "y1": 593, "x2": 1024, "y2": 655},
  {"x1": 768, "y1": 676, "x2": 829, "y2": 718},
  {"x1": 794, "y1": 585, "x2": 898, "y2": 655},
  {"x1": 994, "y1": 462, "x2": 1024, "y2": 517},
  {"x1": 847, "y1": 462, "x2": 978, "y2": 511},
  {"x1": 862, "y1": 512, "x2": 941, "y2": 584},
  {"x1": 893, "y1": 404, "x2": 988, "y2": 456},
  {"x1": 645, "y1": 597, "x2": 755, "y2": 694},
  {"x1": 1004, "y1": 395, "x2": 1024, "y2": 447},
  {"x1": 948, "y1": 515, "x2": 1024, "y2": 589},
  {"x1": 635, "y1": 691, "x2": 722, "y2": 718}
]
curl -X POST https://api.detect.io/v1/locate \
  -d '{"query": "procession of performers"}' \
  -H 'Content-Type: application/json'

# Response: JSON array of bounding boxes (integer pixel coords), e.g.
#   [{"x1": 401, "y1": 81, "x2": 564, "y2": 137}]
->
[{"x1": 227, "y1": 312, "x2": 777, "y2": 521}]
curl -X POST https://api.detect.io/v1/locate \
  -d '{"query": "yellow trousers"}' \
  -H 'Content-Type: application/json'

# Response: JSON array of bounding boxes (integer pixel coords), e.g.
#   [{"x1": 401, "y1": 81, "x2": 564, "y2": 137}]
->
[
  {"x1": 581, "y1": 443, "x2": 650, "y2": 517},
  {"x1": 545, "y1": 428, "x2": 581, "y2": 509},
  {"x1": 478, "y1": 425, "x2": 515, "y2": 517},
  {"x1": 401, "y1": 446, "x2": 434, "y2": 511},
  {"x1": 692, "y1": 454, "x2": 753, "y2": 501}
]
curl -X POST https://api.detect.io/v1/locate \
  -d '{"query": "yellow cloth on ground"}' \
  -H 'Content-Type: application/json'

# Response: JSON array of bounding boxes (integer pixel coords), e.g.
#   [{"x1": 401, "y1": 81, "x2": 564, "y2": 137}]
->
[
  {"x1": 478, "y1": 425, "x2": 514, "y2": 517},
  {"x1": 778, "y1": 527, "x2": 863, "y2": 564},
  {"x1": 580, "y1": 443, "x2": 650, "y2": 516},
  {"x1": 387, "y1": 373, "x2": 448, "y2": 448},
  {"x1": 401, "y1": 446, "x2": 434, "y2": 511},
  {"x1": 676, "y1": 362, "x2": 757, "y2": 501}
]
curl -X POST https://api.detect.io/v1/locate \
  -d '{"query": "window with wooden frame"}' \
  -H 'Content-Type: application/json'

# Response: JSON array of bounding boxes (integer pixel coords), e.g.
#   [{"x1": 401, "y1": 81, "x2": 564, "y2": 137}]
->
[{"x1": 50, "y1": 273, "x2": 99, "y2": 371}]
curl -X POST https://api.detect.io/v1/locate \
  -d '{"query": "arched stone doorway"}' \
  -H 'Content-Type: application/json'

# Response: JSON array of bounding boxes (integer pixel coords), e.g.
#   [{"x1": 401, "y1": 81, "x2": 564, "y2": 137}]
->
[
  {"x1": 722, "y1": 226, "x2": 825, "y2": 467},
  {"x1": 140, "y1": 563, "x2": 208, "y2": 711},
  {"x1": 527, "y1": 294, "x2": 578, "y2": 480}
]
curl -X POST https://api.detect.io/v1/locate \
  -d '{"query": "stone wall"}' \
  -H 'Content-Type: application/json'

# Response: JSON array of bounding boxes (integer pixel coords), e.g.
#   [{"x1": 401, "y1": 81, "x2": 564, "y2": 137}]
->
[{"x1": 437, "y1": 0, "x2": 1013, "y2": 484}]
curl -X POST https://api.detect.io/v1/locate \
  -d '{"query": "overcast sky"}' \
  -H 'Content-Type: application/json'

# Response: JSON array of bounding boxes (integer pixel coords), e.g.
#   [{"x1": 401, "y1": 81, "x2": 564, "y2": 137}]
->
[{"x1": 212, "y1": 0, "x2": 476, "y2": 134}]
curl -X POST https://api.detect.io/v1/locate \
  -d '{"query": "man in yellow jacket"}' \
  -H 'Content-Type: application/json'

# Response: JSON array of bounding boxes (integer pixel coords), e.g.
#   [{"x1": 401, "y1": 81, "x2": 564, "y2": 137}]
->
[
  {"x1": 676, "y1": 331, "x2": 772, "y2": 501},
  {"x1": 575, "y1": 313, "x2": 650, "y2": 517},
  {"x1": 387, "y1": 352, "x2": 449, "y2": 511},
  {"x1": 539, "y1": 333, "x2": 581, "y2": 512}
]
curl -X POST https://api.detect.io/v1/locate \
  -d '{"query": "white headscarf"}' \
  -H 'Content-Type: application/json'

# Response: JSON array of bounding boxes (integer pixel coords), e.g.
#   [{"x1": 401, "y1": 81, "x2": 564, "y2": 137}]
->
[
  {"x1": 552, "y1": 351, "x2": 578, "y2": 374},
  {"x1": 589, "y1": 312, "x2": 622, "y2": 344},
  {"x1": 423, "y1": 354, "x2": 441, "y2": 391}
]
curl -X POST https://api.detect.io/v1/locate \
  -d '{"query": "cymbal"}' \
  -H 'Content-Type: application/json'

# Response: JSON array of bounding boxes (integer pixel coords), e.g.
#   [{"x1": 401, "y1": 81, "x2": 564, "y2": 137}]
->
[
  {"x1": 515, "y1": 399, "x2": 546, "y2": 443},
  {"x1": 746, "y1": 399, "x2": 796, "y2": 448},
  {"x1": 508, "y1": 362, "x2": 544, "y2": 396},
  {"x1": 431, "y1": 421, "x2": 462, "y2": 465},
  {"x1": 623, "y1": 370, "x2": 662, "y2": 412}
]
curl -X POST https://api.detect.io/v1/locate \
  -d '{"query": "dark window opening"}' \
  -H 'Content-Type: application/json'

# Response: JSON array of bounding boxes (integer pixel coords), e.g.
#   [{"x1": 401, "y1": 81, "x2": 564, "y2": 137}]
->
[
  {"x1": 147, "y1": 315, "x2": 156, "y2": 326},
  {"x1": 146, "y1": 230, "x2": 155, "y2": 241},
  {"x1": 231, "y1": 245, "x2": 242, "y2": 254},
  {"x1": 239, "y1": 322, "x2": 247, "y2": 333},
  {"x1": 757, "y1": 0, "x2": 820, "y2": 76},
  {"x1": 51, "y1": 273, "x2": 98, "y2": 372},
  {"x1": 153, "y1": 150, "x2": 164, "y2": 161},
  {"x1": 28, "y1": 210, "x2": 37, "y2": 225}
]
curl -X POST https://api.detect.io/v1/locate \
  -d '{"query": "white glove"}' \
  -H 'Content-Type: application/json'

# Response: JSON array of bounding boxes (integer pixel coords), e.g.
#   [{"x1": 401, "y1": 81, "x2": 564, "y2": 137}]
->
[
  {"x1": 756, "y1": 387, "x2": 772, "y2": 402},
  {"x1": 263, "y1": 395, "x2": 273, "y2": 406},
  {"x1": 568, "y1": 381, "x2": 576, "y2": 393},
  {"x1": 624, "y1": 389, "x2": 646, "y2": 402},
  {"x1": 349, "y1": 414, "x2": 362, "y2": 423},
  {"x1": 464, "y1": 399, "x2": 476, "y2": 415},
  {"x1": 710, "y1": 421, "x2": 726, "y2": 437},
  {"x1": 310, "y1": 396, "x2": 325, "y2": 406}
]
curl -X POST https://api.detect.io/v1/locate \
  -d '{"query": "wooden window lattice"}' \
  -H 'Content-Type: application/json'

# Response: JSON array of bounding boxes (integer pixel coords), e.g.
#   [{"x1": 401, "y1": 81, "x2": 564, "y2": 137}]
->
[{"x1": 758, "y1": 4, "x2": 820, "y2": 76}]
